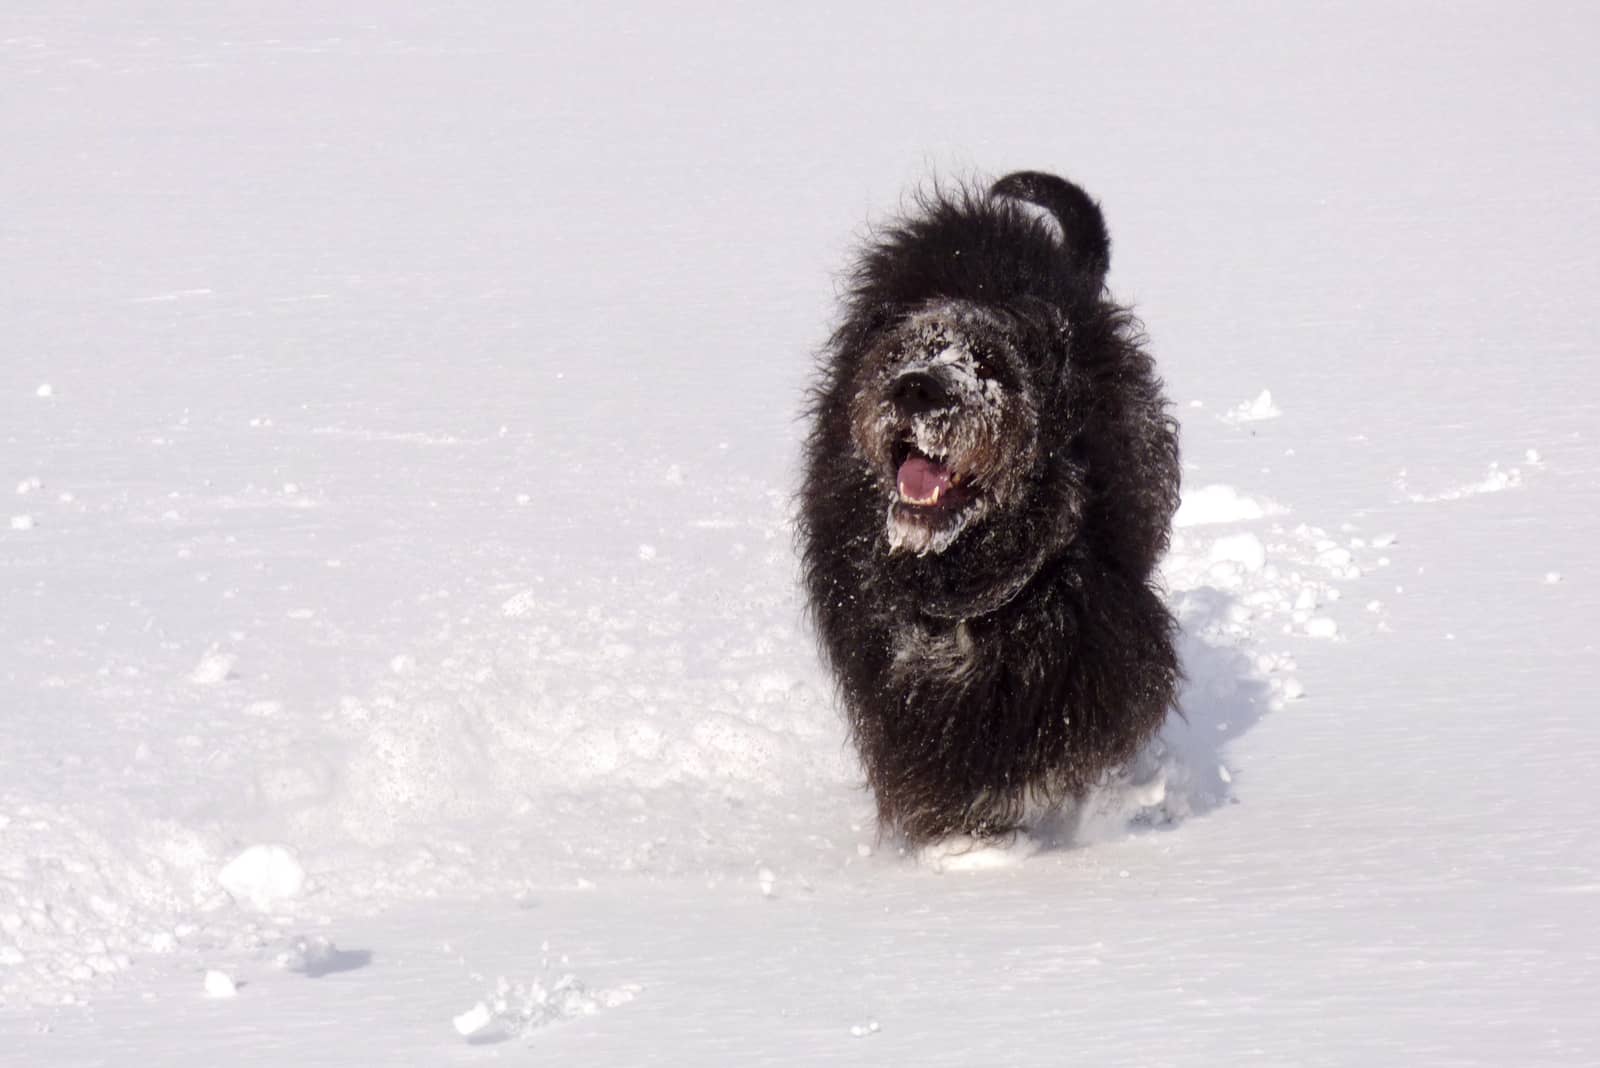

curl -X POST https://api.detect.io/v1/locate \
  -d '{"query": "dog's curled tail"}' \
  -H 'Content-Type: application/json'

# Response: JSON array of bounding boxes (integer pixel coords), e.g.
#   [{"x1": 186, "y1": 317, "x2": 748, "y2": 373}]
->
[{"x1": 990, "y1": 171, "x2": 1111, "y2": 294}]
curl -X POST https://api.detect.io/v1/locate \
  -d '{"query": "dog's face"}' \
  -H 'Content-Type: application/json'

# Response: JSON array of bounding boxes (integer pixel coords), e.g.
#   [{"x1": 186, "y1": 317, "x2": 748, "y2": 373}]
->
[
  {"x1": 847, "y1": 303, "x2": 1041, "y2": 556},
  {"x1": 840, "y1": 298, "x2": 1086, "y2": 618},
  {"x1": 851, "y1": 298, "x2": 1036, "y2": 556}
]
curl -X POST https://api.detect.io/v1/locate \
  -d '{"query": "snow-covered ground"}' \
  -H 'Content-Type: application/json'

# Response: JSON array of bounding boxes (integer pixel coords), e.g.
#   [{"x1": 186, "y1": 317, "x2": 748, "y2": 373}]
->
[{"x1": 4, "y1": 3, "x2": 1598, "y2": 1063}]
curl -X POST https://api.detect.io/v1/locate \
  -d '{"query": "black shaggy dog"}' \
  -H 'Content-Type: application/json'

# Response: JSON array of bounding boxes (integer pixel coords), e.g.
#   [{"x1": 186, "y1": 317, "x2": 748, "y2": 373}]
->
[{"x1": 800, "y1": 171, "x2": 1181, "y2": 847}]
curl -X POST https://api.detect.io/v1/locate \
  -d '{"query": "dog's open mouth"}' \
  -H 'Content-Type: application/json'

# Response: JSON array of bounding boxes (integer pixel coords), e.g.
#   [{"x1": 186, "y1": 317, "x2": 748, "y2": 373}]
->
[
  {"x1": 896, "y1": 448, "x2": 973, "y2": 511},
  {"x1": 887, "y1": 444, "x2": 983, "y2": 555}
]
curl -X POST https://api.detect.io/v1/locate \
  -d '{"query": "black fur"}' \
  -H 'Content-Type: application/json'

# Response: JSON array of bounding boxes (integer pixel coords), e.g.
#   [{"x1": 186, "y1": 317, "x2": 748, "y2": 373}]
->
[{"x1": 799, "y1": 171, "x2": 1181, "y2": 845}]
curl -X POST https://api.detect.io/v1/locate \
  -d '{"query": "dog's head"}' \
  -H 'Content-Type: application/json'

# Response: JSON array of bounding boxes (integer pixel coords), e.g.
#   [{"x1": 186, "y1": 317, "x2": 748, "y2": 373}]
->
[
  {"x1": 825, "y1": 173, "x2": 1118, "y2": 618},
  {"x1": 846, "y1": 301, "x2": 1044, "y2": 557}
]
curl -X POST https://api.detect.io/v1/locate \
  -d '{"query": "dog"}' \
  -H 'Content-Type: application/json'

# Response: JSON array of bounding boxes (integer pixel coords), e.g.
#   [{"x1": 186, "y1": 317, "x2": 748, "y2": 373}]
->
[{"x1": 799, "y1": 171, "x2": 1181, "y2": 847}]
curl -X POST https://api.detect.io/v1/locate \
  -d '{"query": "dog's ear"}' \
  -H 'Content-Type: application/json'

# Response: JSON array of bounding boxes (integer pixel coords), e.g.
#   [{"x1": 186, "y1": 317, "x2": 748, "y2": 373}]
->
[{"x1": 990, "y1": 171, "x2": 1110, "y2": 296}]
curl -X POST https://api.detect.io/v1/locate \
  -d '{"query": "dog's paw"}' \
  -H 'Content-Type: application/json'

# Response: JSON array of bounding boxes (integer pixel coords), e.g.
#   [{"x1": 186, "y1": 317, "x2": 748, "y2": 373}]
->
[{"x1": 916, "y1": 831, "x2": 1041, "y2": 873}]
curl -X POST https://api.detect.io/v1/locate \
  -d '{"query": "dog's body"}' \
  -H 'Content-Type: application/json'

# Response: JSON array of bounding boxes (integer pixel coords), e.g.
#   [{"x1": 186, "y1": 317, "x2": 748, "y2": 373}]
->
[{"x1": 800, "y1": 172, "x2": 1180, "y2": 846}]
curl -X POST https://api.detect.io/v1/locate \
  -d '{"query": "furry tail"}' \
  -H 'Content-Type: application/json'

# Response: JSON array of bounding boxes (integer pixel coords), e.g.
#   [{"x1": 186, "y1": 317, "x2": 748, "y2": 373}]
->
[{"x1": 990, "y1": 171, "x2": 1111, "y2": 292}]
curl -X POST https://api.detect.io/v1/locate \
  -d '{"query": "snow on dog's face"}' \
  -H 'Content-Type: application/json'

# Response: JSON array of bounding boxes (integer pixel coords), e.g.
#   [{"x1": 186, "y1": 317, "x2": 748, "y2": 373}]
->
[{"x1": 848, "y1": 302, "x2": 1040, "y2": 556}]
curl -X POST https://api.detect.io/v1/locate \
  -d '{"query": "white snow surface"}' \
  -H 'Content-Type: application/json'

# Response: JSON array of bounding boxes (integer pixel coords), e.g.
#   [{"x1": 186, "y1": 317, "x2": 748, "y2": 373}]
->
[{"x1": 3, "y1": 3, "x2": 1599, "y2": 1064}]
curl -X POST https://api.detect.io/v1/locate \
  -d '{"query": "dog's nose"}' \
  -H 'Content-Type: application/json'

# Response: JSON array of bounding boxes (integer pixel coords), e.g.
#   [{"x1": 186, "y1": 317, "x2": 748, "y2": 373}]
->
[{"x1": 890, "y1": 371, "x2": 953, "y2": 416}]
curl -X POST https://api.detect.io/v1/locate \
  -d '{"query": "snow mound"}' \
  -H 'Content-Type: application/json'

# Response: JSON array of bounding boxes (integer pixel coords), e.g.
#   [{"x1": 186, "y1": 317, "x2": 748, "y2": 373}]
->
[
  {"x1": 218, "y1": 845, "x2": 306, "y2": 912},
  {"x1": 919, "y1": 833, "x2": 1042, "y2": 872},
  {"x1": 454, "y1": 973, "x2": 641, "y2": 1042},
  {"x1": 273, "y1": 934, "x2": 370, "y2": 977},
  {"x1": 1221, "y1": 389, "x2": 1282, "y2": 423},
  {"x1": 202, "y1": 970, "x2": 237, "y2": 999},
  {"x1": 241, "y1": 487, "x2": 860, "y2": 893},
  {"x1": 1398, "y1": 459, "x2": 1532, "y2": 503},
  {"x1": 1174, "y1": 484, "x2": 1286, "y2": 527},
  {"x1": 188, "y1": 651, "x2": 237, "y2": 685},
  {"x1": 0, "y1": 800, "x2": 224, "y2": 1005},
  {"x1": 1209, "y1": 532, "x2": 1268, "y2": 572}
]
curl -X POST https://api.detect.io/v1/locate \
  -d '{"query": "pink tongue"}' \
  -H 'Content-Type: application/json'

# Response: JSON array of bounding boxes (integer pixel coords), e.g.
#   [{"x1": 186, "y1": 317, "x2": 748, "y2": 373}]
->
[{"x1": 897, "y1": 455, "x2": 952, "y2": 501}]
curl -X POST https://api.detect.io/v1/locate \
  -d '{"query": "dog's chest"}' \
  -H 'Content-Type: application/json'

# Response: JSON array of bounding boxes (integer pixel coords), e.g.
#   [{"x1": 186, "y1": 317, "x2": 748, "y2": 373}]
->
[{"x1": 889, "y1": 617, "x2": 981, "y2": 684}]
